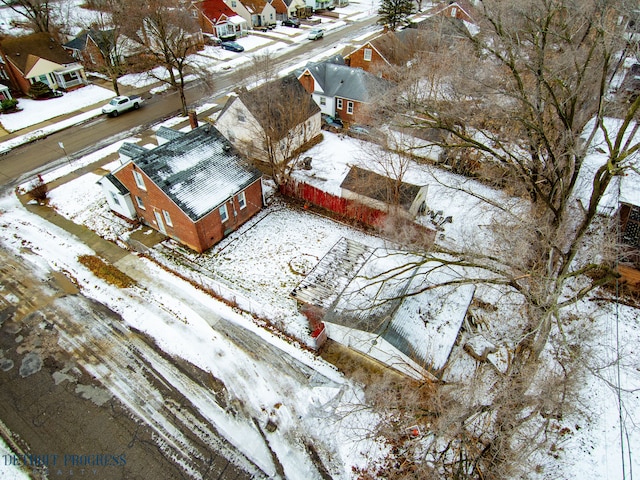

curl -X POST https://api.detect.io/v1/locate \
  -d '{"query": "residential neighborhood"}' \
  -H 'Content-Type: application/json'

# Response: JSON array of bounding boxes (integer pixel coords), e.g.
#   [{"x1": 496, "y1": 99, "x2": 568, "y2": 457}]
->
[{"x1": 0, "y1": 0, "x2": 639, "y2": 479}]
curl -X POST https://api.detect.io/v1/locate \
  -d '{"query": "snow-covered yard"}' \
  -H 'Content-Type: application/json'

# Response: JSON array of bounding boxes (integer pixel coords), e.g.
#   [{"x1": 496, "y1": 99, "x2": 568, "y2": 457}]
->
[
  {"x1": 33, "y1": 122, "x2": 640, "y2": 479},
  {"x1": 0, "y1": 85, "x2": 114, "y2": 133}
]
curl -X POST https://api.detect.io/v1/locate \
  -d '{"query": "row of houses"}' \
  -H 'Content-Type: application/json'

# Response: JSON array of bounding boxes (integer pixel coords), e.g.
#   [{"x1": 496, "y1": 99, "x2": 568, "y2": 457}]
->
[{"x1": 0, "y1": 0, "x2": 481, "y2": 100}]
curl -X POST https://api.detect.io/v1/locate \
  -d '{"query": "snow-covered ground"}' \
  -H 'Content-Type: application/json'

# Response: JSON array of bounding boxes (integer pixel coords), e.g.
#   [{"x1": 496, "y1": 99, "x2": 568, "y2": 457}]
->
[
  {"x1": 24, "y1": 121, "x2": 637, "y2": 479},
  {"x1": 0, "y1": 85, "x2": 114, "y2": 133},
  {"x1": 0, "y1": 1, "x2": 638, "y2": 478}
]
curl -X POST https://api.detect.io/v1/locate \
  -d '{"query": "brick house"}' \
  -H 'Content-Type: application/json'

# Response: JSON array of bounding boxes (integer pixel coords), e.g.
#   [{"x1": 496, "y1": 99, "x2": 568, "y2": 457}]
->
[
  {"x1": 271, "y1": 0, "x2": 307, "y2": 21},
  {"x1": 296, "y1": 55, "x2": 390, "y2": 125},
  {"x1": 102, "y1": 124, "x2": 264, "y2": 253},
  {"x1": 63, "y1": 29, "x2": 118, "y2": 72},
  {"x1": 0, "y1": 33, "x2": 87, "y2": 95},
  {"x1": 192, "y1": 0, "x2": 249, "y2": 39}
]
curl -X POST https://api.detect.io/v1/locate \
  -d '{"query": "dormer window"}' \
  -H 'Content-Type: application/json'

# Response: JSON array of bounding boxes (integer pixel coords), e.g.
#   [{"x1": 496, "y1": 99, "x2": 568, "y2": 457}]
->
[{"x1": 133, "y1": 169, "x2": 146, "y2": 190}]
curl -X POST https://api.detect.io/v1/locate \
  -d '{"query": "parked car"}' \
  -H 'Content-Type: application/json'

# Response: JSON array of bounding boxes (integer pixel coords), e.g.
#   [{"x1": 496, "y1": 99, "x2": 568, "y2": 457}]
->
[
  {"x1": 102, "y1": 95, "x2": 143, "y2": 117},
  {"x1": 308, "y1": 28, "x2": 324, "y2": 40},
  {"x1": 349, "y1": 125, "x2": 370, "y2": 136},
  {"x1": 203, "y1": 34, "x2": 222, "y2": 46},
  {"x1": 322, "y1": 114, "x2": 343, "y2": 129},
  {"x1": 282, "y1": 18, "x2": 300, "y2": 27},
  {"x1": 221, "y1": 41, "x2": 244, "y2": 52}
]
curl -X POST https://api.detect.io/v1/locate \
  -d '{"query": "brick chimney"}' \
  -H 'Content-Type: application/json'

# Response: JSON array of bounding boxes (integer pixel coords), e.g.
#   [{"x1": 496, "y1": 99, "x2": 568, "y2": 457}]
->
[{"x1": 188, "y1": 110, "x2": 198, "y2": 129}]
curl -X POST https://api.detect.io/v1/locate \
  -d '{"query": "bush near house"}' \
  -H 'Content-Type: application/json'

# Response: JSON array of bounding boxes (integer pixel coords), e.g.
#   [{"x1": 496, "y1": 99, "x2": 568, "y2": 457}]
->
[
  {"x1": 28, "y1": 81, "x2": 53, "y2": 99},
  {"x1": 0, "y1": 98, "x2": 18, "y2": 113},
  {"x1": 27, "y1": 174, "x2": 48, "y2": 203}
]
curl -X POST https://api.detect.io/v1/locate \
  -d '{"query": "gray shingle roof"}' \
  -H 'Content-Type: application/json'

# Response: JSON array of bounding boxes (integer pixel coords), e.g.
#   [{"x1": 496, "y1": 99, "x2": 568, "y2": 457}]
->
[
  {"x1": 130, "y1": 125, "x2": 262, "y2": 221},
  {"x1": 119, "y1": 142, "x2": 147, "y2": 159},
  {"x1": 297, "y1": 55, "x2": 390, "y2": 102},
  {"x1": 156, "y1": 126, "x2": 186, "y2": 142},
  {"x1": 64, "y1": 29, "x2": 117, "y2": 57}
]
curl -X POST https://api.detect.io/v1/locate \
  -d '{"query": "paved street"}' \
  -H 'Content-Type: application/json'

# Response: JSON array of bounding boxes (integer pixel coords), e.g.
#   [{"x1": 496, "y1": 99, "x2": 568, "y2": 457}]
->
[{"x1": 0, "y1": 17, "x2": 380, "y2": 189}]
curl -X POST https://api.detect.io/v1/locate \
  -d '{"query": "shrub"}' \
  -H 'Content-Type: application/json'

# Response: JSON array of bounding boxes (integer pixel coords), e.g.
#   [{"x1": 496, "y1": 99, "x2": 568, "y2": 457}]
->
[
  {"x1": 78, "y1": 255, "x2": 136, "y2": 288},
  {"x1": 27, "y1": 174, "x2": 48, "y2": 203},
  {"x1": 28, "y1": 81, "x2": 53, "y2": 99},
  {"x1": 0, "y1": 98, "x2": 18, "y2": 112}
]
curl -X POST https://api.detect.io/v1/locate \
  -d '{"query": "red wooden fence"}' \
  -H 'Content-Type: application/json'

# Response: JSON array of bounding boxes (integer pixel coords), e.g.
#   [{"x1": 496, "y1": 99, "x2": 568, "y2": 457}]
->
[{"x1": 280, "y1": 180, "x2": 436, "y2": 246}]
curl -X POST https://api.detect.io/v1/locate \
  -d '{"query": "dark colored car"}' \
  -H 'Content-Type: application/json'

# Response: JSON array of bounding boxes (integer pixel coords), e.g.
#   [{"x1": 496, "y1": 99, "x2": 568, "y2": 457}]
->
[
  {"x1": 322, "y1": 114, "x2": 343, "y2": 129},
  {"x1": 220, "y1": 41, "x2": 244, "y2": 52},
  {"x1": 282, "y1": 18, "x2": 300, "y2": 27}
]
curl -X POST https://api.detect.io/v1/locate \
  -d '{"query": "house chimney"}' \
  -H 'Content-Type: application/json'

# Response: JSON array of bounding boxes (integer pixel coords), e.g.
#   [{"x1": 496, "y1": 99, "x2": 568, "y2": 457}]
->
[{"x1": 188, "y1": 110, "x2": 198, "y2": 129}]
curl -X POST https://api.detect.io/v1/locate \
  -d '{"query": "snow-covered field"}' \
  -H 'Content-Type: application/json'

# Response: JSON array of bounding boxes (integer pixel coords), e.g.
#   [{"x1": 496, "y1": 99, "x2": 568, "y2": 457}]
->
[{"x1": 32, "y1": 123, "x2": 640, "y2": 479}]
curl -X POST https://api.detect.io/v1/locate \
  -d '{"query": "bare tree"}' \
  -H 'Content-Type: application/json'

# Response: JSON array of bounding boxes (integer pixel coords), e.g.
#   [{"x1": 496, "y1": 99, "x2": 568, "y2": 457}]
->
[
  {"x1": 71, "y1": 0, "x2": 127, "y2": 95},
  {"x1": 1, "y1": 0, "x2": 55, "y2": 34},
  {"x1": 116, "y1": 0, "x2": 202, "y2": 115},
  {"x1": 223, "y1": 73, "x2": 322, "y2": 186},
  {"x1": 350, "y1": 0, "x2": 640, "y2": 476}
]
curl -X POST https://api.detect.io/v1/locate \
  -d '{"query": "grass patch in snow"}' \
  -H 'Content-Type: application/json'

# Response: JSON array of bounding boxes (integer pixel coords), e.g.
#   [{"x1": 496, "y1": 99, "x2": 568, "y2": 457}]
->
[{"x1": 78, "y1": 255, "x2": 136, "y2": 288}]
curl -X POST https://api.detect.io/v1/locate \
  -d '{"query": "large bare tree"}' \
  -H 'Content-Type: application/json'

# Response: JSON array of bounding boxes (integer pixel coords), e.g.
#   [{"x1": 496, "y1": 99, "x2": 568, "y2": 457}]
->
[
  {"x1": 1, "y1": 0, "x2": 55, "y2": 34},
  {"x1": 116, "y1": 0, "x2": 202, "y2": 115},
  {"x1": 228, "y1": 71, "x2": 322, "y2": 186},
  {"x1": 352, "y1": 0, "x2": 640, "y2": 477}
]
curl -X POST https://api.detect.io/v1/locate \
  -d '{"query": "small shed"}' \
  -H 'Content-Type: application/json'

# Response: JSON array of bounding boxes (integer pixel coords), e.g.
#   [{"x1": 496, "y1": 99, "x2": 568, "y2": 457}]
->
[
  {"x1": 292, "y1": 237, "x2": 475, "y2": 380},
  {"x1": 340, "y1": 165, "x2": 428, "y2": 219}
]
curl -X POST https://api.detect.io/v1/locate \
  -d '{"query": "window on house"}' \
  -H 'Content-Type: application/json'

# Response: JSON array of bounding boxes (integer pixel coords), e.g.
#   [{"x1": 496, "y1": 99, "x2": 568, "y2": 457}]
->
[
  {"x1": 238, "y1": 191, "x2": 247, "y2": 210},
  {"x1": 162, "y1": 210, "x2": 173, "y2": 227},
  {"x1": 231, "y1": 0, "x2": 236, "y2": 6},
  {"x1": 450, "y1": 7, "x2": 457, "y2": 17},
  {"x1": 347, "y1": 101, "x2": 354, "y2": 114},
  {"x1": 237, "y1": 111, "x2": 245, "y2": 122},
  {"x1": 337, "y1": 98, "x2": 343, "y2": 110},
  {"x1": 320, "y1": 97, "x2": 326, "y2": 105},
  {"x1": 133, "y1": 169, "x2": 146, "y2": 190},
  {"x1": 135, "y1": 196, "x2": 145, "y2": 209},
  {"x1": 219, "y1": 204, "x2": 229, "y2": 222},
  {"x1": 110, "y1": 192, "x2": 121, "y2": 206},
  {"x1": 363, "y1": 48, "x2": 372, "y2": 61}
]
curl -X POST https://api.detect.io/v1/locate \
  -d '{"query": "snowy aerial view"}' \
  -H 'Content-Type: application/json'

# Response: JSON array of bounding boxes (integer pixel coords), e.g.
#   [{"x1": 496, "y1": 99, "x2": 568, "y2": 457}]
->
[{"x1": 0, "y1": 0, "x2": 638, "y2": 479}]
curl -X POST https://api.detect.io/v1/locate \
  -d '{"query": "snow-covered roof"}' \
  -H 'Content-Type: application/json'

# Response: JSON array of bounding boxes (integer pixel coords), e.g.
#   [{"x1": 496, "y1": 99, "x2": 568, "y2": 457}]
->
[
  {"x1": 156, "y1": 125, "x2": 185, "y2": 142},
  {"x1": 293, "y1": 238, "x2": 475, "y2": 373},
  {"x1": 99, "y1": 173, "x2": 129, "y2": 195},
  {"x1": 118, "y1": 142, "x2": 147, "y2": 160},
  {"x1": 126, "y1": 124, "x2": 262, "y2": 221}
]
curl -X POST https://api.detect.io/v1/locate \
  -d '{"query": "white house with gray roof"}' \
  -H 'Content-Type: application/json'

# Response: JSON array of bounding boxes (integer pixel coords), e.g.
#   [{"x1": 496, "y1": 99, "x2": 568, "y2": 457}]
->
[{"x1": 297, "y1": 55, "x2": 391, "y2": 124}]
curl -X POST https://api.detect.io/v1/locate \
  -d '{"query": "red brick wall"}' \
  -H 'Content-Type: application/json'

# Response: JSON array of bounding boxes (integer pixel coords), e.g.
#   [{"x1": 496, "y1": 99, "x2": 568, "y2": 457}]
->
[
  {"x1": 346, "y1": 43, "x2": 384, "y2": 74},
  {"x1": 298, "y1": 72, "x2": 315, "y2": 94},
  {"x1": 194, "y1": 178, "x2": 263, "y2": 252},
  {"x1": 5, "y1": 58, "x2": 31, "y2": 95},
  {"x1": 335, "y1": 97, "x2": 372, "y2": 124},
  {"x1": 115, "y1": 163, "x2": 263, "y2": 253}
]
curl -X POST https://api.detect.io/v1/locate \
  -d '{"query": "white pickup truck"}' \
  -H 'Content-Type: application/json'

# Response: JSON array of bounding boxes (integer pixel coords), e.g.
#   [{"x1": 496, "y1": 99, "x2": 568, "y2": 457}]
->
[{"x1": 102, "y1": 95, "x2": 143, "y2": 117}]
